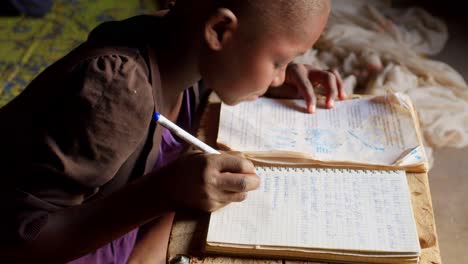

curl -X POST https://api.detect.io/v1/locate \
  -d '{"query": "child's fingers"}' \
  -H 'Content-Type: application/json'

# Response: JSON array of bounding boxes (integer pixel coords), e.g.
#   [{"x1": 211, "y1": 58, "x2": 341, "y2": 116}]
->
[
  {"x1": 330, "y1": 68, "x2": 346, "y2": 100},
  {"x1": 213, "y1": 153, "x2": 256, "y2": 174},
  {"x1": 221, "y1": 191, "x2": 248, "y2": 203},
  {"x1": 202, "y1": 192, "x2": 247, "y2": 212},
  {"x1": 322, "y1": 70, "x2": 339, "y2": 108},
  {"x1": 303, "y1": 66, "x2": 343, "y2": 109},
  {"x1": 215, "y1": 172, "x2": 260, "y2": 192},
  {"x1": 290, "y1": 64, "x2": 317, "y2": 113},
  {"x1": 296, "y1": 77, "x2": 317, "y2": 113}
]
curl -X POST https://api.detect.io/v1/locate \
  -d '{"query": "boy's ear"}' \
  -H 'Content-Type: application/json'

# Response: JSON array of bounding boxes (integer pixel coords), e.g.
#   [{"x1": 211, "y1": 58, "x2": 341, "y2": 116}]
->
[{"x1": 204, "y1": 8, "x2": 238, "y2": 51}]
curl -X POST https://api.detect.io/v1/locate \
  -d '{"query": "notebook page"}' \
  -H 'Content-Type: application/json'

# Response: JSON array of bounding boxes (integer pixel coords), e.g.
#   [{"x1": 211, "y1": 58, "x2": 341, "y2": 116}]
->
[
  {"x1": 207, "y1": 167, "x2": 420, "y2": 254},
  {"x1": 217, "y1": 94, "x2": 422, "y2": 166}
]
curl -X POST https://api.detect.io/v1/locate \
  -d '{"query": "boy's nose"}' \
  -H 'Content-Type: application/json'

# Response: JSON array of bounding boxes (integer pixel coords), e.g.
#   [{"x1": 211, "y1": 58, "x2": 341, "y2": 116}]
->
[{"x1": 271, "y1": 70, "x2": 286, "y2": 87}]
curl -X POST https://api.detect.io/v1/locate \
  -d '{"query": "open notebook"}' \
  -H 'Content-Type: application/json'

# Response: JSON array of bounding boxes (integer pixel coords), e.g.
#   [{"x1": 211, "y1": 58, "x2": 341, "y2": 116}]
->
[
  {"x1": 206, "y1": 93, "x2": 424, "y2": 263},
  {"x1": 206, "y1": 167, "x2": 421, "y2": 263},
  {"x1": 217, "y1": 93, "x2": 428, "y2": 172}
]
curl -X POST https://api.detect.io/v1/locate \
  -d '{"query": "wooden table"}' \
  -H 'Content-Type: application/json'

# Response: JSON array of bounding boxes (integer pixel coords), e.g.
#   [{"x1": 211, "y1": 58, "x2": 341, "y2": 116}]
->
[{"x1": 167, "y1": 96, "x2": 442, "y2": 264}]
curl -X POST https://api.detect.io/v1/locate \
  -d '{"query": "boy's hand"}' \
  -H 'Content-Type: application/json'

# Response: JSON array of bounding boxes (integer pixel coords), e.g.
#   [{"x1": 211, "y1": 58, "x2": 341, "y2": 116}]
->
[
  {"x1": 266, "y1": 63, "x2": 346, "y2": 113},
  {"x1": 156, "y1": 151, "x2": 260, "y2": 212}
]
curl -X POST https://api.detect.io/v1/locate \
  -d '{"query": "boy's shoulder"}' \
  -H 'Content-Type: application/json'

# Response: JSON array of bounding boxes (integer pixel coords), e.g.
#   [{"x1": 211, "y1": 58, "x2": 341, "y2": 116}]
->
[
  {"x1": 61, "y1": 14, "x2": 165, "y2": 74},
  {"x1": 47, "y1": 15, "x2": 164, "y2": 80}
]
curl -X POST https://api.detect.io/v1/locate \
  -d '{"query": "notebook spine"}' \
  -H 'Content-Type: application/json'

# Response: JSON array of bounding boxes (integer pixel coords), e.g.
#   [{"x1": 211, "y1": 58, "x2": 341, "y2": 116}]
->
[{"x1": 255, "y1": 166, "x2": 401, "y2": 175}]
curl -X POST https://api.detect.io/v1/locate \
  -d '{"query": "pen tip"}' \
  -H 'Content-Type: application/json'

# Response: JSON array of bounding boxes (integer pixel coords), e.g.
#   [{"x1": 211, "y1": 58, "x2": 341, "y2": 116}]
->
[{"x1": 153, "y1": 112, "x2": 161, "y2": 121}]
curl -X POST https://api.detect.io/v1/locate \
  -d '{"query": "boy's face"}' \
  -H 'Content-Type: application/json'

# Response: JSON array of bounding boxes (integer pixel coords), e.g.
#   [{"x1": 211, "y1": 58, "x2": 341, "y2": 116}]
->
[{"x1": 200, "y1": 11, "x2": 329, "y2": 105}]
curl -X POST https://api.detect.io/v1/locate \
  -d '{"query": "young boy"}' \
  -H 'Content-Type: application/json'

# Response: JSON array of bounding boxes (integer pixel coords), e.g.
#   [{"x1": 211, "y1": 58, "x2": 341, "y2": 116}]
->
[{"x1": 0, "y1": 0, "x2": 343, "y2": 263}]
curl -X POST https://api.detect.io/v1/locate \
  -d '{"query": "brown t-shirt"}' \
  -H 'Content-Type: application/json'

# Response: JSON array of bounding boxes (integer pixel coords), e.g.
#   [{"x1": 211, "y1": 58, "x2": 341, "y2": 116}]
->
[{"x1": 0, "y1": 15, "x2": 203, "y2": 245}]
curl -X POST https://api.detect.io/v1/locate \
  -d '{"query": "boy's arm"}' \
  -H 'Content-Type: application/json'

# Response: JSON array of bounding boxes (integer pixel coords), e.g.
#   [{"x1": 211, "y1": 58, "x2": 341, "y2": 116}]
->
[
  {"x1": 0, "y1": 151, "x2": 259, "y2": 263},
  {"x1": 127, "y1": 213, "x2": 176, "y2": 264},
  {"x1": 0, "y1": 172, "x2": 173, "y2": 263}
]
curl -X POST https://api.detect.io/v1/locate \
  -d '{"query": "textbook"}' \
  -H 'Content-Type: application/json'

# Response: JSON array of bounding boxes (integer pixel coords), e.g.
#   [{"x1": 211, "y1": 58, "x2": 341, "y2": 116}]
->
[
  {"x1": 215, "y1": 93, "x2": 428, "y2": 173},
  {"x1": 204, "y1": 93, "x2": 423, "y2": 263}
]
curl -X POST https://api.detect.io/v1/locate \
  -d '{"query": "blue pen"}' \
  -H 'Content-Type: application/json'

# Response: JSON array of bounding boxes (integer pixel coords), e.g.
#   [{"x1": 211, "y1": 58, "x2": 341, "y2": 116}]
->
[{"x1": 153, "y1": 112, "x2": 220, "y2": 154}]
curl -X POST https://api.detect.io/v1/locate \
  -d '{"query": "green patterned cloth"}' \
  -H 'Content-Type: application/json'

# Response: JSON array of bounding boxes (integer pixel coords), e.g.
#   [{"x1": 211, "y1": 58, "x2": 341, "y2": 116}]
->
[{"x1": 0, "y1": 0, "x2": 158, "y2": 107}]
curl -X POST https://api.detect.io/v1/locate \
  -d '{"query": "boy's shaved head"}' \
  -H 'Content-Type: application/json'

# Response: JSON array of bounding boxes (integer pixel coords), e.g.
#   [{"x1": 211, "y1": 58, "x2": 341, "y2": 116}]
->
[
  {"x1": 215, "y1": 0, "x2": 330, "y2": 36},
  {"x1": 217, "y1": 0, "x2": 330, "y2": 27},
  {"x1": 173, "y1": 0, "x2": 330, "y2": 39}
]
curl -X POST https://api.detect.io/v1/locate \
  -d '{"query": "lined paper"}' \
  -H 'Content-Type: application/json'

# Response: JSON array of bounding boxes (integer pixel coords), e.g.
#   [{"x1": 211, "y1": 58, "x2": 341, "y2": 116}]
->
[
  {"x1": 207, "y1": 167, "x2": 420, "y2": 254},
  {"x1": 217, "y1": 95, "x2": 423, "y2": 166}
]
